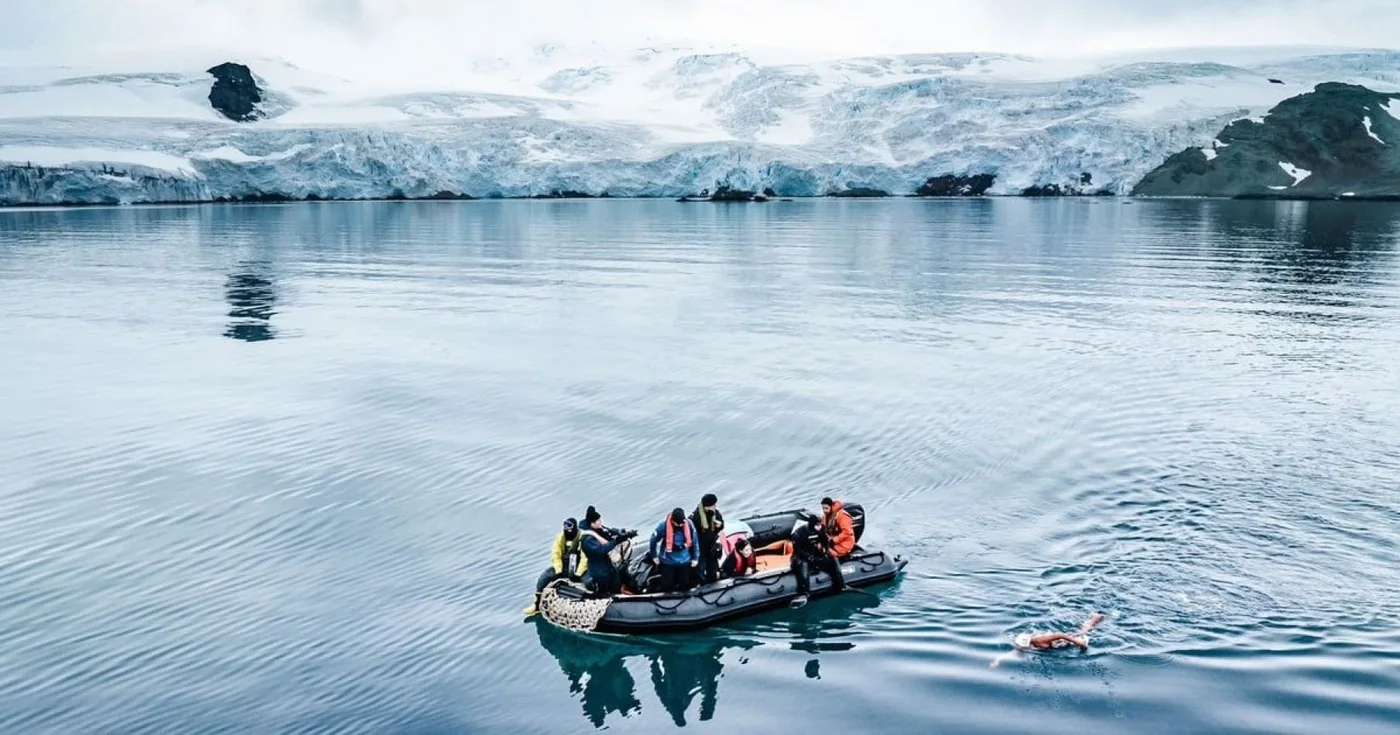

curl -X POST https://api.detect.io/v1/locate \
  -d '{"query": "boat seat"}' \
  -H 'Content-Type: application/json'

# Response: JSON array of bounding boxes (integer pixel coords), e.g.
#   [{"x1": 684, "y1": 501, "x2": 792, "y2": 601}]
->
[
  {"x1": 755, "y1": 551, "x2": 791, "y2": 573},
  {"x1": 751, "y1": 538, "x2": 793, "y2": 573}
]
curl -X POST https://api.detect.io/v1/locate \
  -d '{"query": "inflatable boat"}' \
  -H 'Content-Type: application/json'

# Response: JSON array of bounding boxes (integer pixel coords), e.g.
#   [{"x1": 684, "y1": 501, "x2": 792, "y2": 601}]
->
[{"x1": 535, "y1": 503, "x2": 907, "y2": 634}]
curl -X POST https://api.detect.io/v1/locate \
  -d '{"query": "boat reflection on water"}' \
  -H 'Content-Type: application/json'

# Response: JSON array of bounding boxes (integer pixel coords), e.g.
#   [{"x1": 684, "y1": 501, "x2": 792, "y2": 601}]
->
[
  {"x1": 749, "y1": 590, "x2": 884, "y2": 683},
  {"x1": 533, "y1": 589, "x2": 886, "y2": 728},
  {"x1": 534, "y1": 621, "x2": 748, "y2": 728}
]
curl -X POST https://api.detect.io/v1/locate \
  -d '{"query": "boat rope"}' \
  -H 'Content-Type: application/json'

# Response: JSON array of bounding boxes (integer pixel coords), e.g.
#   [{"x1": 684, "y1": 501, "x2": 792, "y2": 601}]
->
[
  {"x1": 648, "y1": 569, "x2": 790, "y2": 613},
  {"x1": 537, "y1": 578, "x2": 613, "y2": 632}
]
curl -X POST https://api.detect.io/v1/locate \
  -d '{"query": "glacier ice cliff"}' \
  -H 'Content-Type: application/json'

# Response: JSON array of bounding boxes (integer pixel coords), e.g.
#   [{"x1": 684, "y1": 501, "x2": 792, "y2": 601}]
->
[{"x1": 2, "y1": 47, "x2": 1400, "y2": 205}]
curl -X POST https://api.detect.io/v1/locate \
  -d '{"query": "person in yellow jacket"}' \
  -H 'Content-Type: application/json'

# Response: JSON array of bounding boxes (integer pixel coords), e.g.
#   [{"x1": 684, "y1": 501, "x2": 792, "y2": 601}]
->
[{"x1": 525, "y1": 517, "x2": 590, "y2": 616}]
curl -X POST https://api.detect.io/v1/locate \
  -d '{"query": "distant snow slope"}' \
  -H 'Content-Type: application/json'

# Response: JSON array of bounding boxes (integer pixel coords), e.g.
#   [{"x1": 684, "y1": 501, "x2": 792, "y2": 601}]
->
[{"x1": 3, "y1": 45, "x2": 1400, "y2": 204}]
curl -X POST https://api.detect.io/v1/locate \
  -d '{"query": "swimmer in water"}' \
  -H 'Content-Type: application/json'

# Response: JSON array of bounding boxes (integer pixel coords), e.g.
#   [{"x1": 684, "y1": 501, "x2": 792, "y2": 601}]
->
[{"x1": 990, "y1": 613, "x2": 1105, "y2": 668}]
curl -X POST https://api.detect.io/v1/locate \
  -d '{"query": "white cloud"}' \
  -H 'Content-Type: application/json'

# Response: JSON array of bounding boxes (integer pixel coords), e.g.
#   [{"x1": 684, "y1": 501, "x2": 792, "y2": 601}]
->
[{"x1": 1, "y1": 0, "x2": 1397, "y2": 84}]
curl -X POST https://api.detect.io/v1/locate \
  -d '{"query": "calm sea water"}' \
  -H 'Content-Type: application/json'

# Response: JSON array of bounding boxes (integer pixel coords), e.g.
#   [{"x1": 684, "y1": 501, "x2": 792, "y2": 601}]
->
[{"x1": 2, "y1": 199, "x2": 1399, "y2": 734}]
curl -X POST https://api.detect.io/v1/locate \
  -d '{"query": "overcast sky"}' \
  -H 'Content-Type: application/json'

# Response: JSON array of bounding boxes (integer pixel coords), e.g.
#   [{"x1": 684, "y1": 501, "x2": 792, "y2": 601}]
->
[{"x1": 2, "y1": 0, "x2": 1396, "y2": 75}]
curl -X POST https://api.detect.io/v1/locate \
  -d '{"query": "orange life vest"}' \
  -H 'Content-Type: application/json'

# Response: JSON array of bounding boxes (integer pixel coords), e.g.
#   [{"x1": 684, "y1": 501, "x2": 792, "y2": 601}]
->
[{"x1": 664, "y1": 516, "x2": 692, "y2": 553}]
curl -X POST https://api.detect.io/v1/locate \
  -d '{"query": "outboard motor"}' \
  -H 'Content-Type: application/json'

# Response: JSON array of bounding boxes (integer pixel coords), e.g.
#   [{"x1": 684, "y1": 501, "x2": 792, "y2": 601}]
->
[{"x1": 845, "y1": 503, "x2": 867, "y2": 542}]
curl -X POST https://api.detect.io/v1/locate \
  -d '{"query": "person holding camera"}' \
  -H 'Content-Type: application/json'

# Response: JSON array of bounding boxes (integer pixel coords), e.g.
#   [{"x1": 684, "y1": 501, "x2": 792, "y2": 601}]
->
[{"x1": 579, "y1": 505, "x2": 637, "y2": 596}]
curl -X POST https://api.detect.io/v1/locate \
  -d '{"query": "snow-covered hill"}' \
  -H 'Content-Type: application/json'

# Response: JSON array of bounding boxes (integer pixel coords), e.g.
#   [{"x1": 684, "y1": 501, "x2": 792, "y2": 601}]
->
[{"x1": 3, "y1": 45, "x2": 1400, "y2": 204}]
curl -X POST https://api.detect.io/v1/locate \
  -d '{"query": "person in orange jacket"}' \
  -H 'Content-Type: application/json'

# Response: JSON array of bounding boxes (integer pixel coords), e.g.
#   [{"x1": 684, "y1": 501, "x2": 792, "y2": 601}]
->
[{"x1": 820, "y1": 497, "x2": 855, "y2": 558}]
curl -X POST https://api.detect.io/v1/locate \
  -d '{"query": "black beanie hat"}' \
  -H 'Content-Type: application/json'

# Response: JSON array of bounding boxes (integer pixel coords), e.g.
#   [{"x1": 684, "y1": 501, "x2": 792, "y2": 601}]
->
[
  {"x1": 670, "y1": 507, "x2": 685, "y2": 523},
  {"x1": 584, "y1": 506, "x2": 601, "y2": 526},
  {"x1": 701, "y1": 493, "x2": 718, "y2": 507},
  {"x1": 820, "y1": 497, "x2": 834, "y2": 507}
]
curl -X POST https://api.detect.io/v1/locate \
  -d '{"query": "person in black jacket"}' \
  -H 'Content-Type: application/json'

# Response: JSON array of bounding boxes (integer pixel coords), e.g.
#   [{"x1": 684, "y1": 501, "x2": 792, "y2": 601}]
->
[
  {"x1": 789, "y1": 516, "x2": 844, "y2": 607},
  {"x1": 580, "y1": 505, "x2": 637, "y2": 596},
  {"x1": 689, "y1": 493, "x2": 724, "y2": 585}
]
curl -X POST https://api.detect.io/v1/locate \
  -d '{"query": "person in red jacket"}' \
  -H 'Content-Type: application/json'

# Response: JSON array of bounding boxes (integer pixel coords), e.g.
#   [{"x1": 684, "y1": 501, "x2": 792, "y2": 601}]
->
[
  {"x1": 719, "y1": 537, "x2": 757, "y2": 578},
  {"x1": 820, "y1": 497, "x2": 855, "y2": 558}
]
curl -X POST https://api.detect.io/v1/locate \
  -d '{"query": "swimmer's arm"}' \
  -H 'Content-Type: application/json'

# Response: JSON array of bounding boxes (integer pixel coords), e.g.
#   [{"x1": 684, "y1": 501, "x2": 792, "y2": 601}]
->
[
  {"x1": 1030, "y1": 633, "x2": 1088, "y2": 650},
  {"x1": 1078, "y1": 613, "x2": 1105, "y2": 636}
]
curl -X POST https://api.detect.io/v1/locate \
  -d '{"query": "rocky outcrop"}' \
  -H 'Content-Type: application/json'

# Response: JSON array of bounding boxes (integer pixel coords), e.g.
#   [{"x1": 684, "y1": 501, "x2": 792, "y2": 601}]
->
[
  {"x1": 528, "y1": 190, "x2": 604, "y2": 199},
  {"x1": 207, "y1": 62, "x2": 264, "y2": 122},
  {"x1": 1133, "y1": 82, "x2": 1400, "y2": 199},
  {"x1": 677, "y1": 183, "x2": 768, "y2": 201},
  {"x1": 1021, "y1": 174, "x2": 1112, "y2": 197},
  {"x1": 914, "y1": 174, "x2": 995, "y2": 196},
  {"x1": 826, "y1": 187, "x2": 890, "y2": 197}
]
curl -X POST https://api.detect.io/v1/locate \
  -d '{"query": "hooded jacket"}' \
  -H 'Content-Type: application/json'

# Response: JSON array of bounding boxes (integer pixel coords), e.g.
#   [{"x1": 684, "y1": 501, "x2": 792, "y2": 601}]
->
[
  {"x1": 551, "y1": 530, "x2": 589, "y2": 578},
  {"x1": 822, "y1": 500, "x2": 855, "y2": 557}
]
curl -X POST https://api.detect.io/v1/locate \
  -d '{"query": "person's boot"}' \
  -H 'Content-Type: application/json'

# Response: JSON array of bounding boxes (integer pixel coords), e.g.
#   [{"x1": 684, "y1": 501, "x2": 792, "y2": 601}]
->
[{"x1": 790, "y1": 560, "x2": 810, "y2": 607}]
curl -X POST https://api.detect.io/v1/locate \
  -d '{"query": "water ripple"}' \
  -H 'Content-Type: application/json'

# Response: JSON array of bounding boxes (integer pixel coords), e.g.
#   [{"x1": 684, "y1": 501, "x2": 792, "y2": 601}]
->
[{"x1": 2, "y1": 200, "x2": 1399, "y2": 733}]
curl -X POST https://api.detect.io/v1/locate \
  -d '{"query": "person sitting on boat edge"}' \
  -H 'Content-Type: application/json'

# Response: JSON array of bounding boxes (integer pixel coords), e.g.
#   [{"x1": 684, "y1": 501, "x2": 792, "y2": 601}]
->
[
  {"x1": 690, "y1": 493, "x2": 725, "y2": 584},
  {"x1": 648, "y1": 507, "x2": 699, "y2": 593},
  {"x1": 719, "y1": 537, "x2": 756, "y2": 578},
  {"x1": 527, "y1": 517, "x2": 589, "y2": 614},
  {"x1": 580, "y1": 505, "x2": 636, "y2": 596},
  {"x1": 820, "y1": 497, "x2": 855, "y2": 559},
  {"x1": 789, "y1": 515, "x2": 844, "y2": 607}
]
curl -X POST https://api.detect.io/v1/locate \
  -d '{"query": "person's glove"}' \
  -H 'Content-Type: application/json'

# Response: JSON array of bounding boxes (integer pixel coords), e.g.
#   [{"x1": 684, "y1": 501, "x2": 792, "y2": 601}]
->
[
  {"x1": 690, "y1": 559, "x2": 698, "y2": 567},
  {"x1": 624, "y1": 529, "x2": 639, "y2": 539}
]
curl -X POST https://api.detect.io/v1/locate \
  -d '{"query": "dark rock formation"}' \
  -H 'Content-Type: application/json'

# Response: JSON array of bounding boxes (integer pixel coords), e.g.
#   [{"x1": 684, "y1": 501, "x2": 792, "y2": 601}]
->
[
  {"x1": 1133, "y1": 82, "x2": 1400, "y2": 199},
  {"x1": 1022, "y1": 180, "x2": 1112, "y2": 197},
  {"x1": 1021, "y1": 184, "x2": 1066, "y2": 197},
  {"x1": 1269, "y1": 78, "x2": 1285, "y2": 84},
  {"x1": 216, "y1": 192, "x2": 294, "y2": 203},
  {"x1": 529, "y1": 190, "x2": 599, "y2": 199},
  {"x1": 426, "y1": 190, "x2": 476, "y2": 200},
  {"x1": 914, "y1": 173, "x2": 995, "y2": 196},
  {"x1": 708, "y1": 184, "x2": 763, "y2": 201},
  {"x1": 207, "y1": 62, "x2": 264, "y2": 122},
  {"x1": 827, "y1": 187, "x2": 890, "y2": 197}
]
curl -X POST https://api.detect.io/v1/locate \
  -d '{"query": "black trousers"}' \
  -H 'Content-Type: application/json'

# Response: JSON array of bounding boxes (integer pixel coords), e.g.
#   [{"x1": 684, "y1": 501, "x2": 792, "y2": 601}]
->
[
  {"x1": 536, "y1": 567, "x2": 560, "y2": 593},
  {"x1": 696, "y1": 537, "x2": 721, "y2": 584},
  {"x1": 792, "y1": 553, "x2": 846, "y2": 596},
  {"x1": 656, "y1": 563, "x2": 694, "y2": 593},
  {"x1": 585, "y1": 566, "x2": 620, "y2": 596}
]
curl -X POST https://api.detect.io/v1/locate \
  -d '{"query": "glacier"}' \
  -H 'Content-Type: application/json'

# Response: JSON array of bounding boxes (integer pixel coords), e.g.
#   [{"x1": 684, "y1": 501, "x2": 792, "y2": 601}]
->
[{"x1": 3, "y1": 45, "x2": 1400, "y2": 205}]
